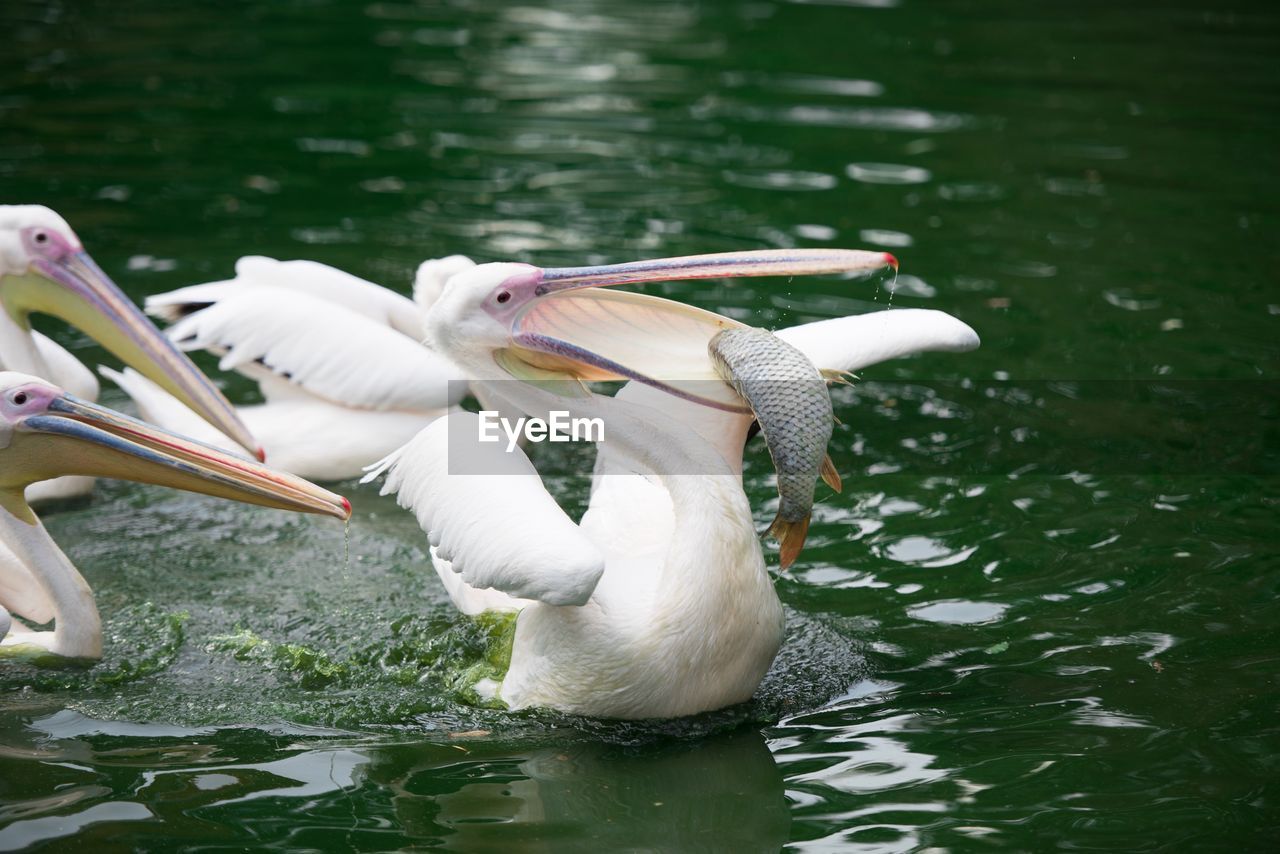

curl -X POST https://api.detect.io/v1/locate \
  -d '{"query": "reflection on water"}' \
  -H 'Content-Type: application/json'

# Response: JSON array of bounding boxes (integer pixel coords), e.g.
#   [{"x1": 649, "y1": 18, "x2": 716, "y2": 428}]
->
[
  {"x1": 1, "y1": 715, "x2": 789, "y2": 851},
  {"x1": 372, "y1": 730, "x2": 788, "y2": 851},
  {"x1": 2, "y1": 803, "x2": 154, "y2": 853}
]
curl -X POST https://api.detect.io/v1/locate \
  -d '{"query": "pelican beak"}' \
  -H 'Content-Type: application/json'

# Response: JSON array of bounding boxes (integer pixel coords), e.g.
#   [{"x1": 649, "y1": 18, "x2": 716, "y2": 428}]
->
[
  {"x1": 499, "y1": 248, "x2": 896, "y2": 410},
  {"x1": 4, "y1": 247, "x2": 264, "y2": 459},
  {"x1": 7, "y1": 392, "x2": 350, "y2": 521}
]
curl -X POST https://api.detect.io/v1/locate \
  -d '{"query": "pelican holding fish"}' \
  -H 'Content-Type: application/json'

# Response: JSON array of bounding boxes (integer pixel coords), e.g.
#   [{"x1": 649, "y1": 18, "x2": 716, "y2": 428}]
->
[{"x1": 369, "y1": 249, "x2": 980, "y2": 718}]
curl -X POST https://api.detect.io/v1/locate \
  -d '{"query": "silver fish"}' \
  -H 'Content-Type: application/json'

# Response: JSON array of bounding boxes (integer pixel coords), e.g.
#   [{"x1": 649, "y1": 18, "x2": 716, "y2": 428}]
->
[{"x1": 708, "y1": 327, "x2": 842, "y2": 568}]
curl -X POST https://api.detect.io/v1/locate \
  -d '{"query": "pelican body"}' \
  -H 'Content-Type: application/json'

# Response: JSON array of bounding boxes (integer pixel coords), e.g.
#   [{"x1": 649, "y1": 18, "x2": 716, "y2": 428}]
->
[
  {"x1": 0, "y1": 372, "x2": 349, "y2": 661},
  {"x1": 369, "y1": 249, "x2": 979, "y2": 718},
  {"x1": 106, "y1": 255, "x2": 473, "y2": 480},
  {"x1": 0, "y1": 206, "x2": 262, "y2": 503}
]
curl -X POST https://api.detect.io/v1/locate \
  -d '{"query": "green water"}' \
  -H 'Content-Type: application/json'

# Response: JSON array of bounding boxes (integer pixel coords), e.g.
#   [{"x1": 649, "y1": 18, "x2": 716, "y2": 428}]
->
[{"x1": 2, "y1": 0, "x2": 1278, "y2": 849}]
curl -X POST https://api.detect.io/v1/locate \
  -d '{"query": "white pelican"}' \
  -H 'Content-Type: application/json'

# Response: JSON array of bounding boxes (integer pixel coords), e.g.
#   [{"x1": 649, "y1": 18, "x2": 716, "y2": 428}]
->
[
  {"x1": 0, "y1": 371, "x2": 350, "y2": 662},
  {"x1": 104, "y1": 255, "x2": 472, "y2": 480},
  {"x1": 368, "y1": 249, "x2": 979, "y2": 719},
  {"x1": 0, "y1": 205, "x2": 262, "y2": 504}
]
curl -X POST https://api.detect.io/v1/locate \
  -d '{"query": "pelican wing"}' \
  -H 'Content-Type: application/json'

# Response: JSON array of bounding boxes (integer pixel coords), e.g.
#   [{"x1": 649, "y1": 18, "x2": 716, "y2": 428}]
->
[
  {"x1": 368, "y1": 411, "x2": 605, "y2": 608},
  {"x1": 608, "y1": 308, "x2": 980, "y2": 474},
  {"x1": 147, "y1": 256, "x2": 423, "y2": 337},
  {"x1": 144, "y1": 279, "x2": 242, "y2": 324},
  {"x1": 164, "y1": 288, "x2": 465, "y2": 412},
  {"x1": 775, "y1": 308, "x2": 980, "y2": 373}
]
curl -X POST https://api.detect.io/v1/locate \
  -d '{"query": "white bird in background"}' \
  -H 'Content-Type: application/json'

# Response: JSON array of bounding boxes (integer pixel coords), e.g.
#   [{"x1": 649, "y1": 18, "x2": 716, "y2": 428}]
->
[
  {"x1": 0, "y1": 372, "x2": 349, "y2": 662},
  {"x1": 0, "y1": 206, "x2": 263, "y2": 503},
  {"x1": 106, "y1": 255, "x2": 473, "y2": 481},
  {"x1": 368, "y1": 249, "x2": 979, "y2": 719}
]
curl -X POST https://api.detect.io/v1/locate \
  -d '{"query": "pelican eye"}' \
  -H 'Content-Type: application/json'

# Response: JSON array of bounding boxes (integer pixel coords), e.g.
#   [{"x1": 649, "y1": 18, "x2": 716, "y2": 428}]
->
[
  {"x1": 12, "y1": 392, "x2": 28, "y2": 406},
  {"x1": 496, "y1": 291, "x2": 512, "y2": 304},
  {"x1": 33, "y1": 231, "x2": 48, "y2": 245}
]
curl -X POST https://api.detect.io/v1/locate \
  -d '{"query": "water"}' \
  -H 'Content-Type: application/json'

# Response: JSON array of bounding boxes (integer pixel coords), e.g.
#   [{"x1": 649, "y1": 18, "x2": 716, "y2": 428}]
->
[{"x1": 2, "y1": 0, "x2": 1278, "y2": 849}]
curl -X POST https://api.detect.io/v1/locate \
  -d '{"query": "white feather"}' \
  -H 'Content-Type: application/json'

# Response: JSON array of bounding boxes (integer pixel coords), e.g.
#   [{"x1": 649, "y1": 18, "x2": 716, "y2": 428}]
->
[
  {"x1": 147, "y1": 256, "x2": 423, "y2": 337},
  {"x1": 99, "y1": 366, "x2": 239, "y2": 451},
  {"x1": 776, "y1": 307, "x2": 981, "y2": 372},
  {"x1": 0, "y1": 540, "x2": 55, "y2": 625},
  {"x1": 23, "y1": 340, "x2": 98, "y2": 502},
  {"x1": 32, "y1": 333, "x2": 99, "y2": 401},
  {"x1": 603, "y1": 308, "x2": 981, "y2": 474},
  {"x1": 372, "y1": 411, "x2": 605, "y2": 608},
  {"x1": 106, "y1": 366, "x2": 440, "y2": 481},
  {"x1": 414, "y1": 255, "x2": 476, "y2": 316},
  {"x1": 164, "y1": 288, "x2": 465, "y2": 413}
]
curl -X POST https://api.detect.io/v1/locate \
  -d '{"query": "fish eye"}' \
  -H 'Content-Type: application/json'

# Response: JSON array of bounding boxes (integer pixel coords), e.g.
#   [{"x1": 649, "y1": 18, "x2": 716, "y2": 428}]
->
[{"x1": 496, "y1": 291, "x2": 511, "y2": 304}]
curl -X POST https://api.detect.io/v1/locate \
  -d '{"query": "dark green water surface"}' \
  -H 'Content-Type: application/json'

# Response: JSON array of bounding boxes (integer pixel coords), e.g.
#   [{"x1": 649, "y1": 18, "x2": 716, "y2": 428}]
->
[{"x1": 2, "y1": 0, "x2": 1278, "y2": 849}]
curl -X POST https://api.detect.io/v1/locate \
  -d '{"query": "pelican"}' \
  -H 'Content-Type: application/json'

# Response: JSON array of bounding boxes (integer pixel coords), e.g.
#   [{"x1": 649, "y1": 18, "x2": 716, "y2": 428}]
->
[
  {"x1": 367, "y1": 249, "x2": 980, "y2": 719},
  {"x1": 0, "y1": 371, "x2": 350, "y2": 661},
  {"x1": 104, "y1": 255, "x2": 472, "y2": 480},
  {"x1": 0, "y1": 205, "x2": 262, "y2": 504}
]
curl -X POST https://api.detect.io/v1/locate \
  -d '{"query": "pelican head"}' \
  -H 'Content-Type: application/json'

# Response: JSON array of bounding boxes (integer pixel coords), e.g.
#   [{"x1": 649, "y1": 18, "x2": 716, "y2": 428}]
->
[
  {"x1": 0, "y1": 371, "x2": 347, "y2": 661},
  {"x1": 0, "y1": 371, "x2": 349, "y2": 525},
  {"x1": 0, "y1": 205, "x2": 263, "y2": 459},
  {"x1": 425, "y1": 248, "x2": 897, "y2": 409},
  {"x1": 413, "y1": 254, "x2": 477, "y2": 316}
]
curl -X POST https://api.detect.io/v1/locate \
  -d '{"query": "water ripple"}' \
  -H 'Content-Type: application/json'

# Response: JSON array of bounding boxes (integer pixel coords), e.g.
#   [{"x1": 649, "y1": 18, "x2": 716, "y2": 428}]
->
[
  {"x1": 908, "y1": 600, "x2": 1008, "y2": 625},
  {"x1": 847, "y1": 162, "x2": 933, "y2": 185},
  {"x1": 723, "y1": 169, "x2": 839, "y2": 191},
  {"x1": 775, "y1": 105, "x2": 972, "y2": 132}
]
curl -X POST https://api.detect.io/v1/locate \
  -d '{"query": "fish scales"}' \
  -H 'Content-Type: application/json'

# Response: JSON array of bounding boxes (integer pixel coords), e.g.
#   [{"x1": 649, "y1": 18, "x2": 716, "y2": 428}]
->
[{"x1": 708, "y1": 327, "x2": 839, "y2": 568}]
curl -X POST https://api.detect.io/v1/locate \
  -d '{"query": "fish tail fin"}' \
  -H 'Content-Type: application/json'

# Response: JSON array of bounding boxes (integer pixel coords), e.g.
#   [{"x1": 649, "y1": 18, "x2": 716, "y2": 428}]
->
[
  {"x1": 769, "y1": 513, "x2": 812, "y2": 570},
  {"x1": 821, "y1": 368, "x2": 857, "y2": 386},
  {"x1": 820, "y1": 454, "x2": 843, "y2": 493}
]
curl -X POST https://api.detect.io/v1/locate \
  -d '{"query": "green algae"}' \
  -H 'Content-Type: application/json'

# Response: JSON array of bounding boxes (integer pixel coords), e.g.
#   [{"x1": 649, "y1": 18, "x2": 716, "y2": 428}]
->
[
  {"x1": 447, "y1": 610, "x2": 518, "y2": 708},
  {"x1": 0, "y1": 603, "x2": 189, "y2": 694},
  {"x1": 206, "y1": 611, "x2": 517, "y2": 702},
  {"x1": 208, "y1": 628, "x2": 349, "y2": 689}
]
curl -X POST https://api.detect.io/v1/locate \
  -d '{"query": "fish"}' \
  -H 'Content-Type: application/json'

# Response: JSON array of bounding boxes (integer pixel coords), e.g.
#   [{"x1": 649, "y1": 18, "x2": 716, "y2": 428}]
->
[{"x1": 708, "y1": 326, "x2": 843, "y2": 568}]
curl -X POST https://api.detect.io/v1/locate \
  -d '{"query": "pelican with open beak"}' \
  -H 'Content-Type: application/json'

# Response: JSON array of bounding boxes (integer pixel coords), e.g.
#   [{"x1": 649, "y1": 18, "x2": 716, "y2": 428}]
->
[
  {"x1": 0, "y1": 206, "x2": 263, "y2": 503},
  {"x1": 0, "y1": 371, "x2": 350, "y2": 662},
  {"x1": 362, "y1": 248, "x2": 973, "y2": 719},
  {"x1": 423, "y1": 247, "x2": 897, "y2": 412}
]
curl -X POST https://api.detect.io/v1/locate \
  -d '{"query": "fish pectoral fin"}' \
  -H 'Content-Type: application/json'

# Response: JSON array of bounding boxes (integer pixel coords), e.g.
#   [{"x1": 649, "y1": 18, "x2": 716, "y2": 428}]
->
[
  {"x1": 768, "y1": 513, "x2": 811, "y2": 570},
  {"x1": 820, "y1": 368, "x2": 857, "y2": 386},
  {"x1": 820, "y1": 454, "x2": 843, "y2": 493}
]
